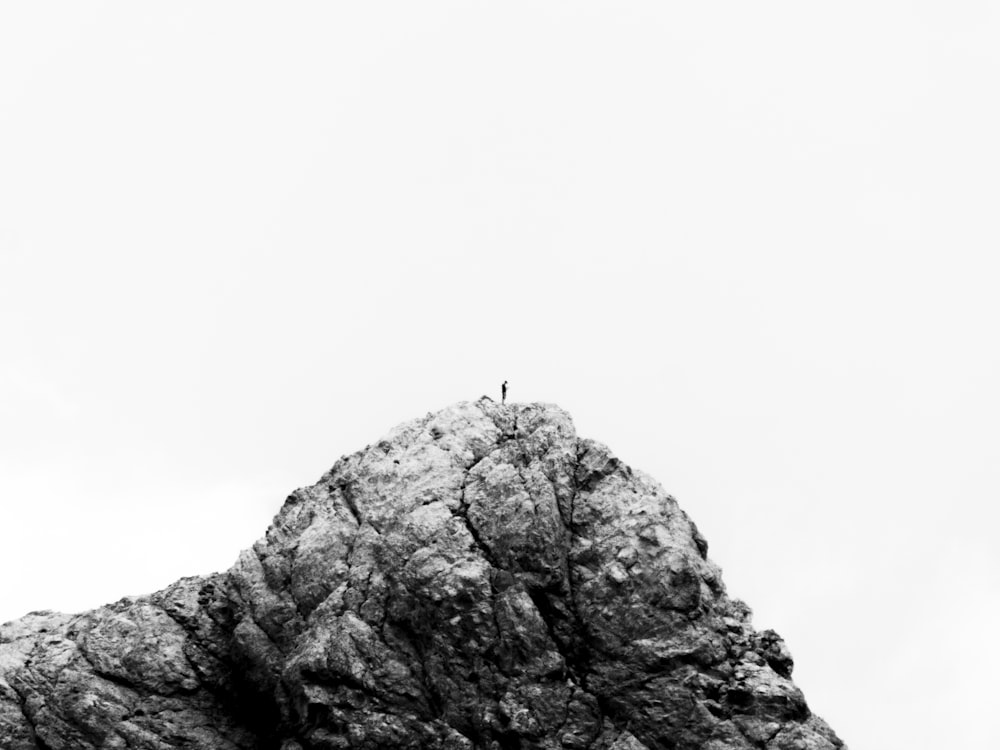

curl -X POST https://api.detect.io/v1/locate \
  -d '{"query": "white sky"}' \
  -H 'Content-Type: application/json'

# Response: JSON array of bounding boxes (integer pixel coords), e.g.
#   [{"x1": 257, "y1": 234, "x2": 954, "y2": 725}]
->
[{"x1": 2, "y1": 3, "x2": 998, "y2": 748}]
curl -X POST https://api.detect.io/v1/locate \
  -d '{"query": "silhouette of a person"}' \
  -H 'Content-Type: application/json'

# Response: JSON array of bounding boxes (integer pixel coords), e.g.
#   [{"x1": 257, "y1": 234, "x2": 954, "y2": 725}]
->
[{"x1": 502, "y1": 380, "x2": 508, "y2": 404}]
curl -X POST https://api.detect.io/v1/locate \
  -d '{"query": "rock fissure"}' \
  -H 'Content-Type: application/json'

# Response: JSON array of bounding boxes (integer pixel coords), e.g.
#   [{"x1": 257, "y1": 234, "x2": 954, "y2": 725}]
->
[
  {"x1": 10, "y1": 682, "x2": 54, "y2": 750},
  {"x1": 334, "y1": 481, "x2": 363, "y2": 527},
  {"x1": 560, "y1": 439, "x2": 594, "y2": 690},
  {"x1": 456, "y1": 477, "x2": 501, "y2": 571},
  {"x1": 73, "y1": 646, "x2": 143, "y2": 694}
]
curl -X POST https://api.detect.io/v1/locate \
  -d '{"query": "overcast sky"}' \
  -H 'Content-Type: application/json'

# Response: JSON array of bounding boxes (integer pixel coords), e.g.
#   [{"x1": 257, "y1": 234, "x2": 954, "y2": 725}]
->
[{"x1": 2, "y1": 3, "x2": 998, "y2": 748}]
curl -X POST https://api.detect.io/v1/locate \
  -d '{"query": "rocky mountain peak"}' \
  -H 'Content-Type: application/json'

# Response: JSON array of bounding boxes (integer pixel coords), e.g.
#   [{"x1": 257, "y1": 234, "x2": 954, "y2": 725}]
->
[{"x1": 0, "y1": 399, "x2": 844, "y2": 749}]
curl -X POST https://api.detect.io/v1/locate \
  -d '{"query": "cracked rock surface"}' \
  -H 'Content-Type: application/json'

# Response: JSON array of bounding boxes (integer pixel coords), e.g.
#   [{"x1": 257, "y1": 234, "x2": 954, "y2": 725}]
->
[{"x1": 0, "y1": 400, "x2": 845, "y2": 749}]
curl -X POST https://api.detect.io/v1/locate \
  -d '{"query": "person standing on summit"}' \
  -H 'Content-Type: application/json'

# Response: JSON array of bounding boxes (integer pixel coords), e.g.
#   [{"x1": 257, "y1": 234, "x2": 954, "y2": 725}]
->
[{"x1": 502, "y1": 380, "x2": 508, "y2": 404}]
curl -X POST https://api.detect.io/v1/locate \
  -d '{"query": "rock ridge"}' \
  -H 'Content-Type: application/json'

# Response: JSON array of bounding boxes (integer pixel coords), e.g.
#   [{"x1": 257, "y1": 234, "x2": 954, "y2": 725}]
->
[{"x1": 0, "y1": 399, "x2": 845, "y2": 749}]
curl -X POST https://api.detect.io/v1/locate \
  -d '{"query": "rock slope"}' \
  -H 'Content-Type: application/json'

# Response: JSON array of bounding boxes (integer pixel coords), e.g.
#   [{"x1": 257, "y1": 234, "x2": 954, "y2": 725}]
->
[{"x1": 0, "y1": 400, "x2": 845, "y2": 749}]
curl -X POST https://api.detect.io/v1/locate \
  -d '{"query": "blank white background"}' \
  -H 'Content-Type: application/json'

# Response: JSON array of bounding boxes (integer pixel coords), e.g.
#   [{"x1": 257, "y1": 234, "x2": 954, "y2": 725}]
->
[{"x1": 2, "y1": 3, "x2": 998, "y2": 748}]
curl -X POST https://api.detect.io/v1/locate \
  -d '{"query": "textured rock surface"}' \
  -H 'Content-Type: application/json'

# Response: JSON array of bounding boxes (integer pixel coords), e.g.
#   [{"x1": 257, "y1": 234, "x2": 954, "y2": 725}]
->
[{"x1": 0, "y1": 400, "x2": 845, "y2": 749}]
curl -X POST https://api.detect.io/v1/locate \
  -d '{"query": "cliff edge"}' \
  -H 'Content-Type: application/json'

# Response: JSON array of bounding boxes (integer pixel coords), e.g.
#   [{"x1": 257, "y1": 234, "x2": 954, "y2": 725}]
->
[{"x1": 0, "y1": 400, "x2": 844, "y2": 749}]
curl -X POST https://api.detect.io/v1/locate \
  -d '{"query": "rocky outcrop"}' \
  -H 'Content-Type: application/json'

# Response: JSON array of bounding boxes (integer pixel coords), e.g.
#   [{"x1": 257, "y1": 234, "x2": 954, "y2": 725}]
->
[{"x1": 0, "y1": 399, "x2": 845, "y2": 749}]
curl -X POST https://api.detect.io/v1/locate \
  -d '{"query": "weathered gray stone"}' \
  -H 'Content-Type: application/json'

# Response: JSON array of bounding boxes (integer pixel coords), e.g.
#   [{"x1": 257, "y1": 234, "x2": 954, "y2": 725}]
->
[{"x1": 0, "y1": 399, "x2": 845, "y2": 749}]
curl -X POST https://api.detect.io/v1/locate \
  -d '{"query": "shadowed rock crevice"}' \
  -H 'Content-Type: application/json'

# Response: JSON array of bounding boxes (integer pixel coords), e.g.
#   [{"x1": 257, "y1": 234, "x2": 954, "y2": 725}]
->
[
  {"x1": 9, "y1": 679, "x2": 54, "y2": 750},
  {"x1": 0, "y1": 400, "x2": 845, "y2": 750}
]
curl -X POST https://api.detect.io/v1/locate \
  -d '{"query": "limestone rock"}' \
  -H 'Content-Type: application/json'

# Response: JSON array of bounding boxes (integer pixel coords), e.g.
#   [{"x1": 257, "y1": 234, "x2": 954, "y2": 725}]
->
[{"x1": 0, "y1": 399, "x2": 845, "y2": 749}]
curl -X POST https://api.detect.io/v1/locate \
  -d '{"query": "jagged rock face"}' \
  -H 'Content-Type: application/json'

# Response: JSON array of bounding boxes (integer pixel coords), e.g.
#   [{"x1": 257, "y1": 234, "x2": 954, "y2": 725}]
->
[{"x1": 0, "y1": 400, "x2": 845, "y2": 750}]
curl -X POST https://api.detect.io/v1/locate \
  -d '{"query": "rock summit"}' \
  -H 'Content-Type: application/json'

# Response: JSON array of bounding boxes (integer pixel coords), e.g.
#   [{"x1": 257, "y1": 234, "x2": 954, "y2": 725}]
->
[{"x1": 0, "y1": 399, "x2": 844, "y2": 749}]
